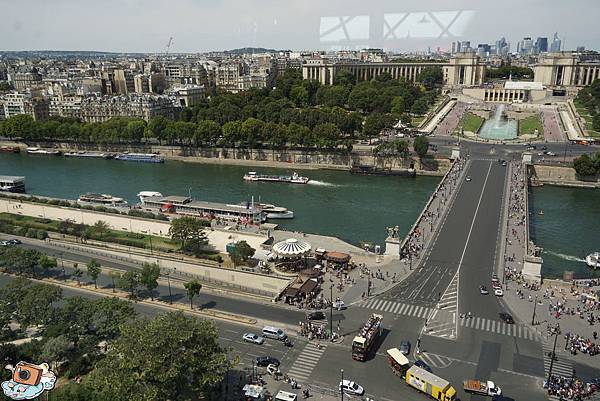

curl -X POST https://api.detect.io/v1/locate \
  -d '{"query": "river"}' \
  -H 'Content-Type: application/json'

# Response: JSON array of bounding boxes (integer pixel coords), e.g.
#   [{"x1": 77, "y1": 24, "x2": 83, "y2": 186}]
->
[
  {"x1": 529, "y1": 185, "x2": 600, "y2": 279},
  {"x1": 0, "y1": 153, "x2": 440, "y2": 248}
]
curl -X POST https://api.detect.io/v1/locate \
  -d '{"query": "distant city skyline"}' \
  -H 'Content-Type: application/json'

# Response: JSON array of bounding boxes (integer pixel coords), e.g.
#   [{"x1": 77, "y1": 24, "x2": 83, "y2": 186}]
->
[{"x1": 1, "y1": 0, "x2": 598, "y2": 53}]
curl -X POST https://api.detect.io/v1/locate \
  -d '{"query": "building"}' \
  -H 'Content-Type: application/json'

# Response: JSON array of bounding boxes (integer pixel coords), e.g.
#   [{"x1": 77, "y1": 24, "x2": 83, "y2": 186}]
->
[
  {"x1": 518, "y1": 37, "x2": 533, "y2": 55},
  {"x1": 82, "y1": 77, "x2": 106, "y2": 95},
  {"x1": 550, "y1": 33, "x2": 562, "y2": 52},
  {"x1": 79, "y1": 94, "x2": 177, "y2": 123},
  {"x1": 12, "y1": 71, "x2": 43, "y2": 91},
  {"x1": 170, "y1": 85, "x2": 205, "y2": 107},
  {"x1": 534, "y1": 37, "x2": 548, "y2": 54},
  {"x1": 49, "y1": 93, "x2": 82, "y2": 119},
  {"x1": 113, "y1": 69, "x2": 135, "y2": 94},
  {"x1": 237, "y1": 73, "x2": 270, "y2": 91},
  {"x1": 534, "y1": 52, "x2": 600, "y2": 87},
  {"x1": 216, "y1": 62, "x2": 246, "y2": 92},
  {"x1": 134, "y1": 74, "x2": 150, "y2": 93},
  {"x1": 302, "y1": 53, "x2": 485, "y2": 87},
  {"x1": 3, "y1": 92, "x2": 49, "y2": 121}
]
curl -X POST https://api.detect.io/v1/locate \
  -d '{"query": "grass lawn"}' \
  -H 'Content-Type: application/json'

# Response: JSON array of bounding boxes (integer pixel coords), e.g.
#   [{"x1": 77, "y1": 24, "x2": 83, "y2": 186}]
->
[
  {"x1": 411, "y1": 116, "x2": 425, "y2": 126},
  {"x1": 518, "y1": 115, "x2": 544, "y2": 136},
  {"x1": 455, "y1": 112, "x2": 484, "y2": 133},
  {"x1": 574, "y1": 102, "x2": 600, "y2": 137}
]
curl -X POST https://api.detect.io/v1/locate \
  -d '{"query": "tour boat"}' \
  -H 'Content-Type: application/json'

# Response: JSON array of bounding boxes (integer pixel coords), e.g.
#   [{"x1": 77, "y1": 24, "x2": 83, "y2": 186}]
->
[
  {"x1": 587, "y1": 253, "x2": 600, "y2": 269},
  {"x1": 114, "y1": 152, "x2": 164, "y2": 163},
  {"x1": 240, "y1": 201, "x2": 294, "y2": 219},
  {"x1": 0, "y1": 146, "x2": 20, "y2": 153},
  {"x1": 26, "y1": 147, "x2": 61, "y2": 156},
  {"x1": 243, "y1": 171, "x2": 309, "y2": 184},
  {"x1": 0, "y1": 176, "x2": 25, "y2": 193},
  {"x1": 78, "y1": 193, "x2": 128, "y2": 208},
  {"x1": 64, "y1": 151, "x2": 113, "y2": 159},
  {"x1": 137, "y1": 191, "x2": 164, "y2": 204}
]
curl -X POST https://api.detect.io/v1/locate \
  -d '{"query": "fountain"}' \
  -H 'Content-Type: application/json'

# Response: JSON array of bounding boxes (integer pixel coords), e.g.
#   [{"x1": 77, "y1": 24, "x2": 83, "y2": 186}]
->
[{"x1": 478, "y1": 104, "x2": 518, "y2": 140}]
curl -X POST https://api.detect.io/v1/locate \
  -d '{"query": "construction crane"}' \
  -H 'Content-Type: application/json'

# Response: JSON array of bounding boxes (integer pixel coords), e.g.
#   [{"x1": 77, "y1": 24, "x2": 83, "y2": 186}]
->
[{"x1": 165, "y1": 37, "x2": 173, "y2": 55}]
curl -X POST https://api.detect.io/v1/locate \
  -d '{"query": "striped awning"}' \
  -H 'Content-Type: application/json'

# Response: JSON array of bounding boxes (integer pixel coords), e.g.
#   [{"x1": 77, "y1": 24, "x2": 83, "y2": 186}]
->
[{"x1": 272, "y1": 238, "x2": 311, "y2": 257}]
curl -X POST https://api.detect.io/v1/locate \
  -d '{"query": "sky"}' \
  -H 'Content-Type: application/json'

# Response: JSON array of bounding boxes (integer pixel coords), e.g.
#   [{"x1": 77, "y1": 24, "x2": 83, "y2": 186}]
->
[{"x1": 1, "y1": 0, "x2": 598, "y2": 53}]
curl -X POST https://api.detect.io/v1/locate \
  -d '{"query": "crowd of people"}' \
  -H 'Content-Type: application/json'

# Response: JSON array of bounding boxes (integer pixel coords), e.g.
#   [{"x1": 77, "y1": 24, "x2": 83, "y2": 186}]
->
[
  {"x1": 541, "y1": 109, "x2": 565, "y2": 143},
  {"x1": 432, "y1": 102, "x2": 468, "y2": 136},
  {"x1": 545, "y1": 375, "x2": 597, "y2": 400},
  {"x1": 299, "y1": 320, "x2": 327, "y2": 340},
  {"x1": 565, "y1": 333, "x2": 600, "y2": 356},
  {"x1": 401, "y1": 156, "x2": 466, "y2": 262},
  {"x1": 503, "y1": 160, "x2": 528, "y2": 285}
]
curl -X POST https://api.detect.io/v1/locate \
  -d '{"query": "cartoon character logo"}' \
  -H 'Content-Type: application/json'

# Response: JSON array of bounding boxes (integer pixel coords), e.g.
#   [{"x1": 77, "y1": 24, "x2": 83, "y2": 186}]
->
[{"x1": 1, "y1": 362, "x2": 56, "y2": 400}]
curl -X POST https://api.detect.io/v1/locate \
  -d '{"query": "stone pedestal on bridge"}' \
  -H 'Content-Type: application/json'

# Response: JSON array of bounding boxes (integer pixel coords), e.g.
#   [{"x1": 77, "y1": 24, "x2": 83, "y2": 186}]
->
[
  {"x1": 451, "y1": 146, "x2": 460, "y2": 160},
  {"x1": 522, "y1": 151, "x2": 533, "y2": 164},
  {"x1": 384, "y1": 236, "x2": 401, "y2": 259}
]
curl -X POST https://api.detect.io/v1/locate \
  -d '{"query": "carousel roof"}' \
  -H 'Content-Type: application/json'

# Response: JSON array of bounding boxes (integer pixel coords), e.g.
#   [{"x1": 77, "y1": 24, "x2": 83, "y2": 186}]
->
[{"x1": 272, "y1": 238, "x2": 311, "y2": 257}]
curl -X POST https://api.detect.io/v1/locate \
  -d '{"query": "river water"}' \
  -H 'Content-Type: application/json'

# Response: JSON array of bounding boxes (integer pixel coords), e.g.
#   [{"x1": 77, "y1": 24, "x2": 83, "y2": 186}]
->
[
  {"x1": 0, "y1": 153, "x2": 439, "y2": 248},
  {"x1": 529, "y1": 185, "x2": 600, "y2": 279}
]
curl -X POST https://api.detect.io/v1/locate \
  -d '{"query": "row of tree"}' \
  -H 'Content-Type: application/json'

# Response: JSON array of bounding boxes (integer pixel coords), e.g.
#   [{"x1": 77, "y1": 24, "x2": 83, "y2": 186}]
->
[
  {"x1": 572, "y1": 151, "x2": 600, "y2": 176},
  {"x1": 575, "y1": 79, "x2": 600, "y2": 131},
  {"x1": 0, "y1": 68, "x2": 442, "y2": 149},
  {"x1": 486, "y1": 66, "x2": 534, "y2": 80},
  {"x1": 0, "y1": 277, "x2": 229, "y2": 401}
]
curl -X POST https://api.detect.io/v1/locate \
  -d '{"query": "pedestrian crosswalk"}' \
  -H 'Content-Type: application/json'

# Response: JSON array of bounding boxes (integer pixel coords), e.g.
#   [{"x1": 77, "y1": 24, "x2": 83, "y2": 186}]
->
[
  {"x1": 542, "y1": 339, "x2": 574, "y2": 401},
  {"x1": 424, "y1": 271, "x2": 459, "y2": 339},
  {"x1": 459, "y1": 315, "x2": 540, "y2": 341},
  {"x1": 358, "y1": 298, "x2": 434, "y2": 319},
  {"x1": 287, "y1": 343, "x2": 327, "y2": 382}
]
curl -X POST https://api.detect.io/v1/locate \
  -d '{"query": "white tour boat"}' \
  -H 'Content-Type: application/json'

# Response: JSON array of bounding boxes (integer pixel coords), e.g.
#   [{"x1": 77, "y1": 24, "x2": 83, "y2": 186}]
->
[
  {"x1": 587, "y1": 253, "x2": 600, "y2": 269},
  {"x1": 243, "y1": 171, "x2": 309, "y2": 184},
  {"x1": 78, "y1": 193, "x2": 128, "y2": 208}
]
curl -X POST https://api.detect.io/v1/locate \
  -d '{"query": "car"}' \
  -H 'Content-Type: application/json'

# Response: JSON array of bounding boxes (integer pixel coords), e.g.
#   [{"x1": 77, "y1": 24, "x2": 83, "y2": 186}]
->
[
  {"x1": 7, "y1": 239, "x2": 21, "y2": 245},
  {"x1": 494, "y1": 288, "x2": 504, "y2": 297},
  {"x1": 256, "y1": 356, "x2": 280, "y2": 367},
  {"x1": 334, "y1": 300, "x2": 346, "y2": 310},
  {"x1": 499, "y1": 313, "x2": 514, "y2": 324},
  {"x1": 537, "y1": 152, "x2": 544, "y2": 156},
  {"x1": 339, "y1": 380, "x2": 365, "y2": 396},
  {"x1": 307, "y1": 311, "x2": 326, "y2": 320},
  {"x1": 399, "y1": 340, "x2": 411, "y2": 355},
  {"x1": 492, "y1": 282, "x2": 502, "y2": 290},
  {"x1": 501, "y1": 161, "x2": 507, "y2": 166},
  {"x1": 526, "y1": 145, "x2": 536, "y2": 150},
  {"x1": 243, "y1": 333, "x2": 264, "y2": 344},
  {"x1": 0, "y1": 241, "x2": 10, "y2": 246},
  {"x1": 415, "y1": 360, "x2": 432, "y2": 372},
  {"x1": 547, "y1": 151, "x2": 556, "y2": 156},
  {"x1": 465, "y1": 176, "x2": 472, "y2": 182},
  {"x1": 479, "y1": 285, "x2": 489, "y2": 295},
  {"x1": 541, "y1": 146, "x2": 548, "y2": 150}
]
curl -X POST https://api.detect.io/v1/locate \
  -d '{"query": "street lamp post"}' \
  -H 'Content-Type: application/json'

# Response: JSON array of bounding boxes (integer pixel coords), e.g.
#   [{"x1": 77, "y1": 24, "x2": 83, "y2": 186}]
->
[
  {"x1": 531, "y1": 294, "x2": 538, "y2": 325},
  {"x1": 547, "y1": 325, "x2": 559, "y2": 384},
  {"x1": 167, "y1": 270, "x2": 173, "y2": 304},
  {"x1": 340, "y1": 369, "x2": 344, "y2": 401},
  {"x1": 330, "y1": 284, "x2": 334, "y2": 341}
]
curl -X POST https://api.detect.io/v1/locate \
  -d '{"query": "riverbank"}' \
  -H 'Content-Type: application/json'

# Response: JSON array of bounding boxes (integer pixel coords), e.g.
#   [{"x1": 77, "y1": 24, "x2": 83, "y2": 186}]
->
[
  {"x1": 0, "y1": 140, "x2": 450, "y2": 177},
  {"x1": 531, "y1": 164, "x2": 600, "y2": 189}
]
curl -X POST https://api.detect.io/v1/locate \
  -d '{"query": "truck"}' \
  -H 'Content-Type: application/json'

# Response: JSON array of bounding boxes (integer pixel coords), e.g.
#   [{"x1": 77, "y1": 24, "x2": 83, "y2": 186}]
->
[
  {"x1": 351, "y1": 314, "x2": 383, "y2": 361},
  {"x1": 463, "y1": 379, "x2": 502, "y2": 396},
  {"x1": 386, "y1": 348, "x2": 410, "y2": 378},
  {"x1": 405, "y1": 365, "x2": 456, "y2": 401}
]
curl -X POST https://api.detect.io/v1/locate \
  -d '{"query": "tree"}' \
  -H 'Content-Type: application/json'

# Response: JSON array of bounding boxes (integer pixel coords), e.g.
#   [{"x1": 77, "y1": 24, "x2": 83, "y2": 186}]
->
[
  {"x1": 184, "y1": 280, "x2": 203, "y2": 309},
  {"x1": 221, "y1": 120, "x2": 243, "y2": 147},
  {"x1": 0, "y1": 280, "x2": 63, "y2": 327},
  {"x1": 411, "y1": 97, "x2": 429, "y2": 115},
  {"x1": 72, "y1": 267, "x2": 83, "y2": 285},
  {"x1": 108, "y1": 271, "x2": 121, "y2": 293},
  {"x1": 41, "y1": 335, "x2": 73, "y2": 373},
  {"x1": 140, "y1": 262, "x2": 160, "y2": 300},
  {"x1": 92, "y1": 220, "x2": 110, "y2": 239},
  {"x1": 413, "y1": 136, "x2": 429, "y2": 168},
  {"x1": 148, "y1": 116, "x2": 169, "y2": 144},
  {"x1": 86, "y1": 259, "x2": 102, "y2": 289},
  {"x1": 169, "y1": 216, "x2": 208, "y2": 254},
  {"x1": 312, "y1": 123, "x2": 340, "y2": 149},
  {"x1": 593, "y1": 114, "x2": 600, "y2": 131},
  {"x1": 573, "y1": 154, "x2": 598, "y2": 176},
  {"x1": 334, "y1": 70, "x2": 356, "y2": 86},
  {"x1": 38, "y1": 254, "x2": 58, "y2": 276},
  {"x1": 85, "y1": 312, "x2": 230, "y2": 401},
  {"x1": 391, "y1": 96, "x2": 405, "y2": 116},
  {"x1": 228, "y1": 240, "x2": 256, "y2": 267},
  {"x1": 0, "y1": 247, "x2": 41, "y2": 276},
  {"x1": 125, "y1": 119, "x2": 146, "y2": 143},
  {"x1": 289, "y1": 85, "x2": 309, "y2": 107},
  {"x1": 418, "y1": 66, "x2": 444, "y2": 90},
  {"x1": 118, "y1": 271, "x2": 141, "y2": 299},
  {"x1": 363, "y1": 113, "x2": 394, "y2": 144},
  {"x1": 241, "y1": 117, "x2": 265, "y2": 152},
  {"x1": 194, "y1": 120, "x2": 221, "y2": 146}
]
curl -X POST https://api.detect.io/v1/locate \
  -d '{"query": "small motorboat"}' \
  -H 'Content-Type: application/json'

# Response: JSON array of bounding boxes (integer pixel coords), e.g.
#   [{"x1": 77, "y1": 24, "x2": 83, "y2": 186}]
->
[
  {"x1": 538, "y1": 210, "x2": 544, "y2": 215},
  {"x1": 587, "y1": 253, "x2": 600, "y2": 269}
]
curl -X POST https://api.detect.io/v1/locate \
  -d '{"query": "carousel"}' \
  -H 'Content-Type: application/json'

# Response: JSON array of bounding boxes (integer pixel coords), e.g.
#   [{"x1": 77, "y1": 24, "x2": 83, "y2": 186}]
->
[{"x1": 271, "y1": 238, "x2": 312, "y2": 271}]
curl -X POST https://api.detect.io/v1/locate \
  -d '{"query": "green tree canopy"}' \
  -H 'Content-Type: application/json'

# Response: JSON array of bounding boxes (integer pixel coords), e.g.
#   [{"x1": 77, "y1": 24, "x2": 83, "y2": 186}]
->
[
  {"x1": 573, "y1": 153, "x2": 599, "y2": 176},
  {"x1": 86, "y1": 259, "x2": 102, "y2": 289},
  {"x1": 184, "y1": 280, "x2": 203, "y2": 309},
  {"x1": 169, "y1": 216, "x2": 208, "y2": 254},
  {"x1": 140, "y1": 262, "x2": 161, "y2": 300}
]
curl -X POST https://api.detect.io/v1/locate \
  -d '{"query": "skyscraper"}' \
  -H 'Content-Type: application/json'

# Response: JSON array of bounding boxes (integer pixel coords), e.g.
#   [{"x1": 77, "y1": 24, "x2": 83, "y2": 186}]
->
[
  {"x1": 534, "y1": 37, "x2": 548, "y2": 54},
  {"x1": 550, "y1": 32, "x2": 562, "y2": 52},
  {"x1": 495, "y1": 37, "x2": 509, "y2": 56},
  {"x1": 520, "y1": 37, "x2": 533, "y2": 54}
]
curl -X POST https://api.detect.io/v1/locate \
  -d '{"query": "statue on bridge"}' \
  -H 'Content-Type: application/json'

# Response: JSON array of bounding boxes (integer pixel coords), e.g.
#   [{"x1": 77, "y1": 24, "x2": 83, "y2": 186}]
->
[{"x1": 386, "y1": 225, "x2": 400, "y2": 239}]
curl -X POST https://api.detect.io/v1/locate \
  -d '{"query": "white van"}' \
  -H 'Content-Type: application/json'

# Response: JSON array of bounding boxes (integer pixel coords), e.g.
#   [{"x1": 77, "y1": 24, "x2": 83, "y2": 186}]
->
[
  {"x1": 262, "y1": 326, "x2": 287, "y2": 341},
  {"x1": 275, "y1": 390, "x2": 297, "y2": 401}
]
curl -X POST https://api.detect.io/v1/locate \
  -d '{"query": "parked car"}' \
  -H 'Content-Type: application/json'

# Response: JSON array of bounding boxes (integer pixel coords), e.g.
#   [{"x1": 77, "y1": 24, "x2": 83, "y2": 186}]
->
[
  {"x1": 7, "y1": 239, "x2": 21, "y2": 245},
  {"x1": 334, "y1": 300, "x2": 346, "y2": 310},
  {"x1": 494, "y1": 289, "x2": 504, "y2": 297},
  {"x1": 243, "y1": 333, "x2": 264, "y2": 344},
  {"x1": 527, "y1": 145, "x2": 536, "y2": 150},
  {"x1": 499, "y1": 313, "x2": 514, "y2": 324},
  {"x1": 415, "y1": 360, "x2": 432, "y2": 372},
  {"x1": 399, "y1": 340, "x2": 411, "y2": 355},
  {"x1": 256, "y1": 356, "x2": 280, "y2": 367},
  {"x1": 339, "y1": 380, "x2": 365, "y2": 396},
  {"x1": 307, "y1": 311, "x2": 325, "y2": 321},
  {"x1": 546, "y1": 151, "x2": 557, "y2": 156},
  {"x1": 479, "y1": 285, "x2": 489, "y2": 295},
  {"x1": 466, "y1": 176, "x2": 472, "y2": 182},
  {"x1": 0, "y1": 241, "x2": 10, "y2": 246}
]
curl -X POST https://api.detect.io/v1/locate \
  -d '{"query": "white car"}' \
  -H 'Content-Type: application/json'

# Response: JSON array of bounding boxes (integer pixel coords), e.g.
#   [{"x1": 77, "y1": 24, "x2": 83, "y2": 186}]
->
[
  {"x1": 340, "y1": 380, "x2": 365, "y2": 396},
  {"x1": 242, "y1": 333, "x2": 264, "y2": 344},
  {"x1": 546, "y1": 151, "x2": 556, "y2": 156},
  {"x1": 334, "y1": 300, "x2": 346, "y2": 310},
  {"x1": 494, "y1": 288, "x2": 504, "y2": 297},
  {"x1": 465, "y1": 176, "x2": 472, "y2": 182}
]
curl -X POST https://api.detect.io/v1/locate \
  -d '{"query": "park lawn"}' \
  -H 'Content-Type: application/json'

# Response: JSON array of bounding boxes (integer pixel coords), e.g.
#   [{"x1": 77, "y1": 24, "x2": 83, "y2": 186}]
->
[
  {"x1": 573, "y1": 102, "x2": 600, "y2": 137},
  {"x1": 455, "y1": 112, "x2": 484, "y2": 133},
  {"x1": 519, "y1": 115, "x2": 544, "y2": 136},
  {"x1": 411, "y1": 116, "x2": 425, "y2": 126}
]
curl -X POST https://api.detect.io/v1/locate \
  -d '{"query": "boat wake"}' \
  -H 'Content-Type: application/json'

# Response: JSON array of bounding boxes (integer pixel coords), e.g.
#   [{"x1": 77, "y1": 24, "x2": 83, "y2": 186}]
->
[
  {"x1": 307, "y1": 180, "x2": 338, "y2": 187},
  {"x1": 544, "y1": 250, "x2": 586, "y2": 263}
]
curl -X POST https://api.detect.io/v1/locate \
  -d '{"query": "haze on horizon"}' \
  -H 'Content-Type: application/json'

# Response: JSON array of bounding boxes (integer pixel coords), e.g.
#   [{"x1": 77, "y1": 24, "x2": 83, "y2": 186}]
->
[{"x1": 1, "y1": 0, "x2": 598, "y2": 53}]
